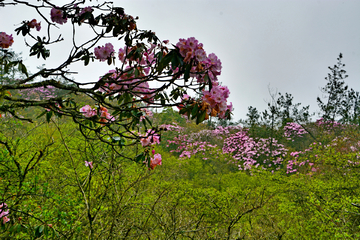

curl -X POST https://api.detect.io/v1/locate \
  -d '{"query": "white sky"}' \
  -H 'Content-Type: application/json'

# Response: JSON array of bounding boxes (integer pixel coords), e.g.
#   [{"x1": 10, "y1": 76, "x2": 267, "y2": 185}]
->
[{"x1": 1, "y1": 0, "x2": 360, "y2": 121}]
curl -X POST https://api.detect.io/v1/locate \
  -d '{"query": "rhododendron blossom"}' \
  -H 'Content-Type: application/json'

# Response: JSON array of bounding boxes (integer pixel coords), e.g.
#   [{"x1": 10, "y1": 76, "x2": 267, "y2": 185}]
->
[
  {"x1": 99, "y1": 106, "x2": 114, "y2": 123},
  {"x1": 166, "y1": 124, "x2": 240, "y2": 160},
  {"x1": 118, "y1": 47, "x2": 127, "y2": 62},
  {"x1": 283, "y1": 122, "x2": 307, "y2": 141},
  {"x1": 85, "y1": 161, "x2": 93, "y2": 169},
  {"x1": 94, "y1": 43, "x2": 114, "y2": 61},
  {"x1": 0, "y1": 32, "x2": 14, "y2": 48},
  {"x1": 80, "y1": 105, "x2": 97, "y2": 118},
  {"x1": 0, "y1": 203, "x2": 9, "y2": 224},
  {"x1": 50, "y1": 7, "x2": 67, "y2": 25},
  {"x1": 201, "y1": 83, "x2": 232, "y2": 119},
  {"x1": 28, "y1": 19, "x2": 41, "y2": 31},
  {"x1": 79, "y1": 6, "x2": 92, "y2": 16},
  {"x1": 80, "y1": 105, "x2": 114, "y2": 124},
  {"x1": 140, "y1": 129, "x2": 160, "y2": 147},
  {"x1": 150, "y1": 153, "x2": 162, "y2": 169}
]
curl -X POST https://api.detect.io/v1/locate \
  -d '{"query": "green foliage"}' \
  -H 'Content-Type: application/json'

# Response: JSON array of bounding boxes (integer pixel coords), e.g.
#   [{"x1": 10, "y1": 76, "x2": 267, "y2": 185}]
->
[{"x1": 1, "y1": 115, "x2": 360, "y2": 238}]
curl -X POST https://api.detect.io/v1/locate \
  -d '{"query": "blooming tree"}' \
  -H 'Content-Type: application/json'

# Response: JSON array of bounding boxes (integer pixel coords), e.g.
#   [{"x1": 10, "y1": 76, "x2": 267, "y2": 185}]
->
[
  {"x1": 0, "y1": 0, "x2": 233, "y2": 167},
  {"x1": 0, "y1": 1, "x2": 234, "y2": 231}
]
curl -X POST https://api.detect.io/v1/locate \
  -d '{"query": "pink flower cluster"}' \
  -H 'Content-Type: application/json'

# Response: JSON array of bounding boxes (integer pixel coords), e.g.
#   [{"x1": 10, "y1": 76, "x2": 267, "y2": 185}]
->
[
  {"x1": 0, "y1": 203, "x2": 10, "y2": 224},
  {"x1": 176, "y1": 37, "x2": 206, "y2": 63},
  {"x1": 80, "y1": 105, "x2": 114, "y2": 124},
  {"x1": 79, "y1": 6, "x2": 92, "y2": 17},
  {"x1": 171, "y1": 133, "x2": 217, "y2": 159},
  {"x1": 94, "y1": 37, "x2": 231, "y2": 120},
  {"x1": 315, "y1": 118, "x2": 343, "y2": 129},
  {"x1": 174, "y1": 37, "x2": 231, "y2": 119},
  {"x1": 0, "y1": 32, "x2": 14, "y2": 49},
  {"x1": 203, "y1": 53, "x2": 222, "y2": 82},
  {"x1": 97, "y1": 43, "x2": 160, "y2": 101},
  {"x1": 80, "y1": 105, "x2": 97, "y2": 118},
  {"x1": 85, "y1": 161, "x2": 93, "y2": 169},
  {"x1": 223, "y1": 129, "x2": 287, "y2": 171},
  {"x1": 140, "y1": 129, "x2": 160, "y2": 147},
  {"x1": 176, "y1": 37, "x2": 222, "y2": 83},
  {"x1": 19, "y1": 85, "x2": 56, "y2": 100},
  {"x1": 150, "y1": 153, "x2": 162, "y2": 169},
  {"x1": 98, "y1": 106, "x2": 114, "y2": 124},
  {"x1": 166, "y1": 125, "x2": 239, "y2": 160},
  {"x1": 94, "y1": 43, "x2": 115, "y2": 61},
  {"x1": 50, "y1": 7, "x2": 67, "y2": 25},
  {"x1": 28, "y1": 19, "x2": 41, "y2": 31},
  {"x1": 283, "y1": 122, "x2": 307, "y2": 141},
  {"x1": 202, "y1": 83, "x2": 233, "y2": 119}
]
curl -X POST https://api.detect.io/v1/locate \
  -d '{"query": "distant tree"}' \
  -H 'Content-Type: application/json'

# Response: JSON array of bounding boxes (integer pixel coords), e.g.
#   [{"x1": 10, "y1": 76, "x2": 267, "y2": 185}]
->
[{"x1": 317, "y1": 53, "x2": 351, "y2": 122}]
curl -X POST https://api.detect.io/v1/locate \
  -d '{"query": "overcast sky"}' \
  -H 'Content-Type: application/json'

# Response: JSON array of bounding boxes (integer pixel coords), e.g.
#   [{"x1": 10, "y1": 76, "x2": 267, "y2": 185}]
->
[{"x1": 1, "y1": 0, "x2": 360, "y2": 121}]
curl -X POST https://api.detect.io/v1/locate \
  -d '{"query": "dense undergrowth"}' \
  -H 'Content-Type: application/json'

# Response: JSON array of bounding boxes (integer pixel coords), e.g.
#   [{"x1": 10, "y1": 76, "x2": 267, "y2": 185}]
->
[{"x1": 1, "y1": 110, "x2": 360, "y2": 239}]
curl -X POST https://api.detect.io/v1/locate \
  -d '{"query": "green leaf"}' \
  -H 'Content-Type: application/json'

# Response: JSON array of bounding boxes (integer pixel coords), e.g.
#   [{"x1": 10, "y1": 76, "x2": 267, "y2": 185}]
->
[
  {"x1": 196, "y1": 110, "x2": 206, "y2": 124},
  {"x1": 74, "y1": 50, "x2": 84, "y2": 58},
  {"x1": 160, "y1": 94, "x2": 165, "y2": 105},
  {"x1": 105, "y1": 25, "x2": 113, "y2": 33},
  {"x1": 18, "y1": 62, "x2": 28, "y2": 77},
  {"x1": 82, "y1": 55, "x2": 90, "y2": 66},
  {"x1": 184, "y1": 64, "x2": 191, "y2": 82},
  {"x1": 135, "y1": 153, "x2": 145, "y2": 163},
  {"x1": 144, "y1": 116, "x2": 153, "y2": 127},
  {"x1": 46, "y1": 111, "x2": 53, "y2": 123},
  {"x1": 135, "y1": 68, "x2": 140, "y2": 78},
  {"x1": 125, "y1": 33, "x2": 132, "y2": 46},
  {"x1": 204, "y1": 74, "x2": 210, "y2": 84},
  {"x1": 36, "y1": 110, "x2": 47, "y2": 119},
  {"x1": 35, "y1": 225, "x2": 44, "y2": 237},
  {"x1": 120, "y1": 137, "x2": 126, "y2": 147},
  {"x1": 44, "y1": 225, "x2": 49, "y2": 236},
  {"x1": 191, "y1": 104, "x2": 199, "y2": 119},
  {"x1": 179, "y1": 107, "x2": 188, "y2": 115},
  {"x1": 112, "y1": 110, "x2": 120, "y2": 116},
  {"x1": 171, "y1": 52, "x2": 183, "y2": 70},
  {"x1": 157, "y1": 50, "x2": 176, "y2": 73}
]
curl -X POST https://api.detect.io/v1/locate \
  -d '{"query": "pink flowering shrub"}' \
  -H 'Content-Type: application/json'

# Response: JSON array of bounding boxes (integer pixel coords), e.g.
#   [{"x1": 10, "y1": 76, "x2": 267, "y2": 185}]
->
[
  {"x1": 164, "y1": 122, "x2": 289, "y2": 172},
  {"x1": 0, "y1": 203, "x2": 10, "y2": 224},
  {"x1": 283, "y1": 122, "x2": 307, "y2": 141},
  {"x1": 1, "y1": 1, "x2": 234, "y2": 178},
  {"x1": 0, "y1": 32, "x2": 14, "y2": 49},
  {"x1": 164, "y1": 123, "x2": 237, "y2": 160},
  {"x1": 50, "y1": 7, "x2": 67, "y2": 25},
  {"x1": 223, "y1": 129, "x2": 288, "y2": 171},
  {"x1": 314, "y1": 118, "x2": 344, "y2": 133},
  {"x1": 19, "y1": 85, "x2": 58, "y2": 100}
]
